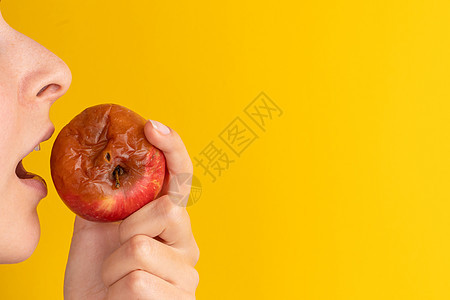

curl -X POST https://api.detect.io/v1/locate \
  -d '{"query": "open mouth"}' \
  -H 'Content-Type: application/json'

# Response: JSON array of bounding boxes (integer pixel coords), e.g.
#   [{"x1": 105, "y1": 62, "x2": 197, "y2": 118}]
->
[
  {"x1": 15, "y1": 158, "x2": 46, "y2": 187},
  {"x1": 14, "y1": 125, "x2": 55, "y2": 186},
  {"x1": 15, "y1": 160, "x2": 37, "y2": 179}
]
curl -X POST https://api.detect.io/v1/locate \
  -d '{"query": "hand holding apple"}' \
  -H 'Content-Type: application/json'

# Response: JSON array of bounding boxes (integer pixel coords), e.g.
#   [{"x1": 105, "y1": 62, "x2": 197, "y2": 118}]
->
[{"x1": 63, "y1": 119, "x2": 199, "y2": 299}]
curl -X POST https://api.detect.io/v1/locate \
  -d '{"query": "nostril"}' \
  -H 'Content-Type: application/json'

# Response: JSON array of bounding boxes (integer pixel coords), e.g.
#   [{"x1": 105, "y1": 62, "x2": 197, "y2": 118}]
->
[
  {"x1": 36, "y1": 83, "x2": 61, "y2": 97},
  {"x1": 36, "y1": 84, "x2": 50, "y2": 96}
]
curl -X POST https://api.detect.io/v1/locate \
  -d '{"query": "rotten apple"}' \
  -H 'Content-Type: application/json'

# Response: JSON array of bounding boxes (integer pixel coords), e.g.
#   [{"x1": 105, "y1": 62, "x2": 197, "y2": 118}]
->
[{"x1": 50, "y1": 104, "x2": 166, "y2": 222}]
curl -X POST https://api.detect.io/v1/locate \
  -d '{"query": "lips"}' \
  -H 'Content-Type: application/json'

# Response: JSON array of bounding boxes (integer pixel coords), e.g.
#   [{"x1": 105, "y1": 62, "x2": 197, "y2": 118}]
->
[
  {"x1": 15, "y1": 160, "x2": 35, "y2": 179},
  {"x1": 15, "y1": 159, "x2": 46, "y2": 187},
  {"x1": 14, "y1": 125, "x2": 55, "y2": 187}
]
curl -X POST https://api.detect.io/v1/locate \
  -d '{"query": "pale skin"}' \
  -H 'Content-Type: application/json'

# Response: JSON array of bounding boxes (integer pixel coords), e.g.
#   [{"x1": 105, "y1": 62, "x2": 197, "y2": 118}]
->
[{"x1": 0, "y1": 8, "x2": 199, "y2": 299}]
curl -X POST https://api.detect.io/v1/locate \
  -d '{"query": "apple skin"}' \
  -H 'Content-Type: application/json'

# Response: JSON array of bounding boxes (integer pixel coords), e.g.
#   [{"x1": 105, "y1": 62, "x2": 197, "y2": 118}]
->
[{"x1": 50, "y1": 104, "x2": 166, "y2": 222}]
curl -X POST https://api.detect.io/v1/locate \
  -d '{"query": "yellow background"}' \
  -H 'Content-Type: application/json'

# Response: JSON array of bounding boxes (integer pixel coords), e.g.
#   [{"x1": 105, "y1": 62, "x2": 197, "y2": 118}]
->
[{"x1": 1, "y1": 0, "x2": 450, "y2": 299}]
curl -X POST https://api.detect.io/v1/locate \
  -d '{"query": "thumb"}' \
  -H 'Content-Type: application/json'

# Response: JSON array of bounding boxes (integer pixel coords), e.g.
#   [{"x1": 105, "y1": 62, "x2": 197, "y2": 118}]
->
[
  {"x1": 144, "y1": 120, "x2": 194, "y2": 206},
  {"x1": 144, "y1": 120, "x2": 193, "y2": 176}
]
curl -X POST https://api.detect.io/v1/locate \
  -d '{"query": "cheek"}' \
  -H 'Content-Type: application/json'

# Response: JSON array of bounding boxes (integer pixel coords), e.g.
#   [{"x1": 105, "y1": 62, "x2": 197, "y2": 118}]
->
[
  {"x1": 0, "y1": 92, "x2": 23, "y2": 200},
  {"x1": 0, "y1": 92, "x2": 20, "y2": 165},
  {"x1": 0, "y1": 54, "x2": 41, "y2": 263}
]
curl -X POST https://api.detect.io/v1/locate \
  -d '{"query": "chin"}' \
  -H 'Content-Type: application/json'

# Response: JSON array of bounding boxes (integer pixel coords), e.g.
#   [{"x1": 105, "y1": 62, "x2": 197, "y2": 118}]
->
[{"x1": 0, "y1": 211, "x2": 41, "y2": 264}]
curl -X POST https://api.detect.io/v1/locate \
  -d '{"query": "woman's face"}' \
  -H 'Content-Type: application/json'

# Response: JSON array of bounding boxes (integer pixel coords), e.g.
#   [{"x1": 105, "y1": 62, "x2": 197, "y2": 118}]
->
[{"x1": 0, "y1": 10, "x2": 71, "y2": 263}]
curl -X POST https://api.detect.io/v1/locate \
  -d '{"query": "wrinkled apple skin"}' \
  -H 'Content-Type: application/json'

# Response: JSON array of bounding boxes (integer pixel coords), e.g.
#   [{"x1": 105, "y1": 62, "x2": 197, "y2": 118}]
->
[{"x1": 50, "y1": 104, "x2": 166, "y2": 222}]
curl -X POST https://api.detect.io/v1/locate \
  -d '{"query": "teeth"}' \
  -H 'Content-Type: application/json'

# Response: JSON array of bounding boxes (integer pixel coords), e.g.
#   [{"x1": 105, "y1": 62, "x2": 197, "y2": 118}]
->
[{"x1": 34, "y1": 144, "x2": 41, "y2": 151}]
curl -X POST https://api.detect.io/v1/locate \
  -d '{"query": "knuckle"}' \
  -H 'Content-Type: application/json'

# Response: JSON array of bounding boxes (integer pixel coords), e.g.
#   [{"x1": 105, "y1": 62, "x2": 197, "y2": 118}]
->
[
  {"x1": 158, "y1": 195, "x2": 183, "y2": 224},
  {"x1": 127, "y1": 235, "x2": 153, "y2": 260},
  {"x1": 165, "y1": 205, "x2": 185, "y2": 227},
  {"x1": 125, "y1": 270, "x2": 150, "y2": 295},
  {"x1": 156, "y1": 194, "x2": 190, "y2": 231}
]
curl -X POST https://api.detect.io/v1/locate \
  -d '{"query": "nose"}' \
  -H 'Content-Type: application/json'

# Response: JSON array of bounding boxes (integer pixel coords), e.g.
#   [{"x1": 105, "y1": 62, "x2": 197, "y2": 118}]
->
[
  {"x1": 21, "y1": 57, "x2": 73, "y2": 106},
  {"x1": 17, "y1": 38, "x2": 73, "y2": 105},
  {"x1": 0, "y1": 16, "x2": 72, "y2": 105}
]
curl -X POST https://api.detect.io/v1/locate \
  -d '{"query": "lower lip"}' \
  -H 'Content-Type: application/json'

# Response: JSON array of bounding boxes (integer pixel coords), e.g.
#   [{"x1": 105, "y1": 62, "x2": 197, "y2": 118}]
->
[{"x1": 20, "y1": 177, "x2": 48, "y2": 198}]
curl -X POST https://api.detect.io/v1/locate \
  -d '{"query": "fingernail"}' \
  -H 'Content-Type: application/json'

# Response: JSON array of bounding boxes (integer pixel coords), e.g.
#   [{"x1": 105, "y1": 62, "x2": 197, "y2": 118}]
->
[{"x1": 149, "y1": 120, "x2": 170, "y2": 135}]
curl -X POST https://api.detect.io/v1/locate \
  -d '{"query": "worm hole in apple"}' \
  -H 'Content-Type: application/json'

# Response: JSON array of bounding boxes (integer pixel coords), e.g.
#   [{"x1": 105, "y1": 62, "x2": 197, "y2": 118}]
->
[{"x1": 113, "y1": 165, "x2": 124, "y2": 188}]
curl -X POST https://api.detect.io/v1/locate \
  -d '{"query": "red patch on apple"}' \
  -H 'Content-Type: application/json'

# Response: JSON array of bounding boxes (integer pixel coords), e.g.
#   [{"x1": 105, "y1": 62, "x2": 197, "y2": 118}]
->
[{"x1": 50, "y1": 104, "x2": 166, "y2": 222}]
